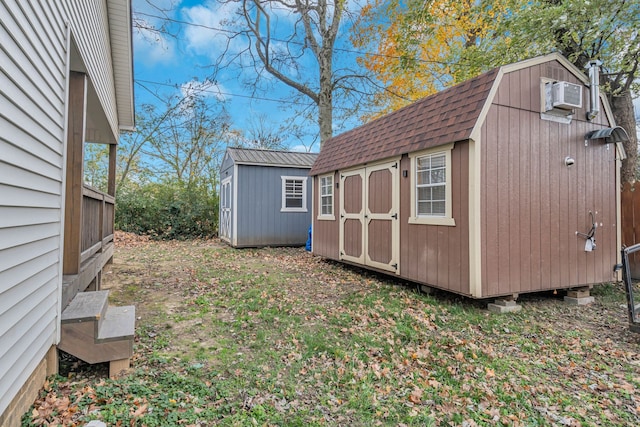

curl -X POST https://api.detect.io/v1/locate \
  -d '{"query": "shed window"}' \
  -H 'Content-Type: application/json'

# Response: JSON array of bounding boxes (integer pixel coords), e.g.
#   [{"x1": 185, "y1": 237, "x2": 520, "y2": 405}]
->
[
  {"x1": 416, "y1": 153, "x2": 446, "y2": 216},
  {"x1": 318, "y1": 174, "x2": 334, "y2": 219},
  {"x1": 281, "y1": 176, "x2": 307, "y2": 212},
  {"x1": 409, "y1": 144, "x2": 455, "y2": 226}
]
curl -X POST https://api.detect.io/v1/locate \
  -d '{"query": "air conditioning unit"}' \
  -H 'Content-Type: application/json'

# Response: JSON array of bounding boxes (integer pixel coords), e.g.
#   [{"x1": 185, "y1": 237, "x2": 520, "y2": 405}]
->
[{"x1": 551, "y1": 81, "x2": 582, "y2": 109}]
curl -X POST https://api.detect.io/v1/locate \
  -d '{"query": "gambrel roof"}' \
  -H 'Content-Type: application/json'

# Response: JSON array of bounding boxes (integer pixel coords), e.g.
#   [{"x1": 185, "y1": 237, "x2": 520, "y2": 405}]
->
[
  {"x1": 310, "y1": 67, "x2": 499, "y2": 175},
  {"x1": 310, "y1": 52, "x2": 614, "y2": 176}
]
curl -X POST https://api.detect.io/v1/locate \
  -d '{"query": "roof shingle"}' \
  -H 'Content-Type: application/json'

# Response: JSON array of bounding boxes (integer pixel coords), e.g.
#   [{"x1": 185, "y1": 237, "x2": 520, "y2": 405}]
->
[{"x1": 310, "y1": 67, "x2": 499, "y2": 175}]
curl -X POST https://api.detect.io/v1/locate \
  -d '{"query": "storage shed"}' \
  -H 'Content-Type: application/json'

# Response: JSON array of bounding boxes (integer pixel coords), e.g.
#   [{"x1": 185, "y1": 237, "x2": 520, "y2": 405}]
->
[
  {"x1": 220, "y1": 147, "x2": 318, "y2": 247},
  {"x1": 310, "y1": 53, "x2": 626, "y2": 300}
]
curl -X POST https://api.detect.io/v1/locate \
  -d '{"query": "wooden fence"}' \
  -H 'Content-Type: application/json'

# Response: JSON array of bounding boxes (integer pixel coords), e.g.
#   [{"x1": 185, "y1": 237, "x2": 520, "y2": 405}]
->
[{"x1": 622, "y1": 182, "x2": 640, "y2": 278}]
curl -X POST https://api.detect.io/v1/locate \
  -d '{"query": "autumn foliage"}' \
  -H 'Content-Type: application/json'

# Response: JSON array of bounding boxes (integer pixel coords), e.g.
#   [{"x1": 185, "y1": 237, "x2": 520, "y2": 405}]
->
[{"x1": 352, "y1": 0, "x2": 515, "y2": 119}]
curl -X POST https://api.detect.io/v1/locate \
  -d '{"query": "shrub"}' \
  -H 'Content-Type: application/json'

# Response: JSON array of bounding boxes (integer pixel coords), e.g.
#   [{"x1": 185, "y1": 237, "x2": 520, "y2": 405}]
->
[{"x1": 115, "y1": 179, "x2": 218, "y2": 239}]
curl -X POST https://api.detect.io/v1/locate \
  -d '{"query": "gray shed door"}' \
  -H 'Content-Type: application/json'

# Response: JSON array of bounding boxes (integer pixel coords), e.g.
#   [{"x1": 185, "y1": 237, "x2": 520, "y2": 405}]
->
[{"x1": 220, "y1": 177, "x2": 232, "y2": 241}]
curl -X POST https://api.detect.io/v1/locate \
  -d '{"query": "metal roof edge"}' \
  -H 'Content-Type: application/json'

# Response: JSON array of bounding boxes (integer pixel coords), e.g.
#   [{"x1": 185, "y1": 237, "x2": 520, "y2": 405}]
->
[{"x1": 234, "y1": 162, "x2": 314, "y2": 169}]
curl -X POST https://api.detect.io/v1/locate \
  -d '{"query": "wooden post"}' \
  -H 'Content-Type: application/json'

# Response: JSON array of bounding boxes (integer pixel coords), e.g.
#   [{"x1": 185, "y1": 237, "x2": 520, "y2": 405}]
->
[
  {"x1": 108, "y1": 143, "x2": 116, "y2": 197},
  {"x1": 63, "y1": 72, "x2": 87, "y2": 275}
]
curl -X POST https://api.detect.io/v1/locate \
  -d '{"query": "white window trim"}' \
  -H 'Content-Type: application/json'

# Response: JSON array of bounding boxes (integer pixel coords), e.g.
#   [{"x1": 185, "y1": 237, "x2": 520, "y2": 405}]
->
[
  {"x1": 281, "y1": 176, "x2": 308, "y2": 212},
  {"x1": 409, "y1": 143, "x2": 456, "y2": 226},
  {"x1": 317, "y1": 173, "x2": 335, "y2": 220}
]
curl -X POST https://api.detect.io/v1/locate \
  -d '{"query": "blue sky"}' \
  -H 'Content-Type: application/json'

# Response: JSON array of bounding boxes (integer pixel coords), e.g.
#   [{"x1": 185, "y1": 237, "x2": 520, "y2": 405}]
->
[
  {"x1": 132, "y1": 0, "x2": 368, "y2": 152},
  {"x1": 132, "y1": 0, "x2": 640, "y2": 151}
]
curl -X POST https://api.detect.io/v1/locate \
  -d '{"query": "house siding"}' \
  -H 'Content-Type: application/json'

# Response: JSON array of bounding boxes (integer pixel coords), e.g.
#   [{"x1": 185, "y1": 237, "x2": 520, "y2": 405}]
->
[
  {"x1": 63, "y1": 0, "x2": 119, "y2": 138},
  {"x1": 0, "y1": 0, "x2": 125, "y2": 421},
  {"x1": 0, "y1": 0, "x2": 67, "y2": 418},
  {"x1": 480, "y1": 63, "x2": 617, "y2": 297}
]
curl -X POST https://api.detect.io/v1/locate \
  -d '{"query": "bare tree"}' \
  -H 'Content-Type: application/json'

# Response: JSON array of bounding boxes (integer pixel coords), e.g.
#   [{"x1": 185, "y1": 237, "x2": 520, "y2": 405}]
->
[
  {"x1": 117, "y1": 83, "x2": 230, "y2": 190},
  {"x1": 242, "y1": 114, "x2": 286, "y2": 150},
  {"x1": 212, "y1": 0, "x2": 374, "y2": 147},
  {"x1": 144, "y1": 96, "x2": 231, "y2": 186}
]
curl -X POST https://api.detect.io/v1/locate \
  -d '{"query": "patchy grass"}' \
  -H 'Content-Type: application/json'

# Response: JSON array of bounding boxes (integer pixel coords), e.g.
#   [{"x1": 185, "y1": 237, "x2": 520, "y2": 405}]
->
[{"x1": 24, "y1": 236, "x2": 640, "y2": 426}]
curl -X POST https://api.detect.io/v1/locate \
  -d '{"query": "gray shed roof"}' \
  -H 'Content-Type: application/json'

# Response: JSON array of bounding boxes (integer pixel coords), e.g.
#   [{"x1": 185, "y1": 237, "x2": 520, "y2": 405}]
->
[{"x1": 226, "y1": 147, "x2": 318, "y2": 168}]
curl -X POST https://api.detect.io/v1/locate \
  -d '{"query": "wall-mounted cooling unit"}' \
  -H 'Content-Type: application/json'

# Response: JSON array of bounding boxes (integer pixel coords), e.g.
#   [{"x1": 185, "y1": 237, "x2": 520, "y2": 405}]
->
[{"x1": 551, "y1": 81, "x2": 583, "y2": 109}]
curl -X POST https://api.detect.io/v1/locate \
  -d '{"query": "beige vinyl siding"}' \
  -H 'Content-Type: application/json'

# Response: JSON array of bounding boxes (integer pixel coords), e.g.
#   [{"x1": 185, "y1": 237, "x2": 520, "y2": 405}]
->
[{"x1": 0, "y1": 0, "x2": 66, "y2": 417}]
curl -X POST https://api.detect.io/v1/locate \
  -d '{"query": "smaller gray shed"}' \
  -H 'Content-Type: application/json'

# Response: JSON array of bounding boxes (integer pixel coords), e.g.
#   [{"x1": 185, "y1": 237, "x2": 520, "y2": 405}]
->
[{"x1": 220, "y1": 147, "x2": 318, "y2": 247}]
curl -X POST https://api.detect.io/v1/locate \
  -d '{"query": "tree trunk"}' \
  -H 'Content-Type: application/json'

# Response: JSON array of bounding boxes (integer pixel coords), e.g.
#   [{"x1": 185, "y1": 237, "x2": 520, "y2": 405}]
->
[
  {"x1": 318, "y1": 49, "x2": 333, "y2": 146},
  {"x1": 610, "y1": 92, "x2": 638, "y2": 184}
]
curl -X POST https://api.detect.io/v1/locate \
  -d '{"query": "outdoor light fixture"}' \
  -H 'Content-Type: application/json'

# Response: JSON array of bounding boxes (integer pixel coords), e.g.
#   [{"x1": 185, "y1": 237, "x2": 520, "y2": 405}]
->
[{"x1": 564, "y1": 156, "x2": 575, "y2": 167}]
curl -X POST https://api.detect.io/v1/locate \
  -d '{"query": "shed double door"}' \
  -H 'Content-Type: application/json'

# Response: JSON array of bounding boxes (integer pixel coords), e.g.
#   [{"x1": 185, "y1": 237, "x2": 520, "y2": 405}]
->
[
  {"x1": 340, "y1": 159, "x2": 400, "y2": 273},
  {"x1": 220, "y1": 177, "x2": 232, "y2": 242}
]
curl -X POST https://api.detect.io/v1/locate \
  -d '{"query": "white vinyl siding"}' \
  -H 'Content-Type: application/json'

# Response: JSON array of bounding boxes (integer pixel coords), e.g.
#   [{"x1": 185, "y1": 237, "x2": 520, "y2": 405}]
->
[
  {"x1": 0, "y1": 0, "x2": 127, "y2": 418},
  {"x1": 281, "y1": 176, "x2": 308, "y2": 212},
  {"x1": 0, "y1": 0, "x2": 66, "y2": 416}
]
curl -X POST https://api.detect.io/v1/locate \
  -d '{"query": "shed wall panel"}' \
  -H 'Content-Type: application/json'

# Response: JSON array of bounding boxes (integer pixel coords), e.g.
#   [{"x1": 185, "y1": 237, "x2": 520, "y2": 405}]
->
[
  {"x1": 480, "y1": 63, "x2": 617, "y2": 298},
  {"x1": 399, "y1": 145, "x2": 470, "y2": 294},
  {"x1": 234, "y1": 165, "x2": 312, "y2": 247},
  {"x1": 312, "y1": 173, "x2": 340, "y2": 258}
]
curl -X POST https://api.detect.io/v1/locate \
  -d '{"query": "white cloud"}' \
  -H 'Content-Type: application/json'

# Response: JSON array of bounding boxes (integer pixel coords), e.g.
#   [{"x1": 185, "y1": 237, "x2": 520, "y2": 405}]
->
[
  {"x1": 134, "y1": 23, "x2": 177, "y2": 65},
  {"x1": 132, "y1": 0, "x2": 180, "y2": 65},
  {"x1": 289, "y1": 144, "x2": 311, "y2": 153},
  {"x1": 181, "y1": 2, "x2": 244, "y2": 57}
]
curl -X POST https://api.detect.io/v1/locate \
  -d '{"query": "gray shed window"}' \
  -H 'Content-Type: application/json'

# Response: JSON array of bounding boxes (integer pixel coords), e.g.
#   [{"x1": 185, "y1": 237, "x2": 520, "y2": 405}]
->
[{"x1": 281, "y1": 176, "x2": 307, "y2": 212}]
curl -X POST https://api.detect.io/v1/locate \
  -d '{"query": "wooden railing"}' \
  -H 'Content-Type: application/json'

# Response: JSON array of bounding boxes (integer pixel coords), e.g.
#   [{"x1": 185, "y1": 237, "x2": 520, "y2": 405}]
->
[{"x1": 80, "y1": 184, "x2": 115, "y2": 264}]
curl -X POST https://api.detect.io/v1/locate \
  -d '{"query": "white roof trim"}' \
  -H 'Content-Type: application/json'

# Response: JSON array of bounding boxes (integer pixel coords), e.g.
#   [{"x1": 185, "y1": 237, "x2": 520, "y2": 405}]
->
[
  {"x1": 107, "y1": 0, "x2": 135, "y2": 130},
  {"x1": 470, "y1": 52, "x2": 616, "y2": 141}
]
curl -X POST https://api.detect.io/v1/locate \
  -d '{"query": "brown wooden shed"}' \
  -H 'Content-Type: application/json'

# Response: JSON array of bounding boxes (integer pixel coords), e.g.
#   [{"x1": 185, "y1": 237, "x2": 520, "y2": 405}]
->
[{"x1": 310, "y1": 53, "x2": 624, "y2": 300}]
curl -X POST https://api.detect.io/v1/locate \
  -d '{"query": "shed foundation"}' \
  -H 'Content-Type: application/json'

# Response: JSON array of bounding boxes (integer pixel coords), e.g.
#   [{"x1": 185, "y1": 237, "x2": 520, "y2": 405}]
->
[{"x1": 487, "y1": 299, "x2": 522, "y2": 313}]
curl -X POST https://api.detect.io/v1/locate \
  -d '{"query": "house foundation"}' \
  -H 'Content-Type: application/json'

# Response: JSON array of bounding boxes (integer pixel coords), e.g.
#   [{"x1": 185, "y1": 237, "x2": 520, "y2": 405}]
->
[{"x1": 0, "y1": 347, "x2": 57, "y2": 427}]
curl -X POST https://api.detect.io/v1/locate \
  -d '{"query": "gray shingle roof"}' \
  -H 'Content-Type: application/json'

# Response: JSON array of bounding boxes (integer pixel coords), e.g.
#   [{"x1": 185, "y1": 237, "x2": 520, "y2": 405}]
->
[{"x1": 227, "y1": 147, "x2": 318, "y2": 168}]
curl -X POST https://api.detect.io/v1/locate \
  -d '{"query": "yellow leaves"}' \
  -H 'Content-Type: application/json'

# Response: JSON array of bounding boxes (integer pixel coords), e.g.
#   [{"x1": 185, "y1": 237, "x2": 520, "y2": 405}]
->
[{"x1": 353, "y1": 0, "x2": 514, "y2": 119}]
